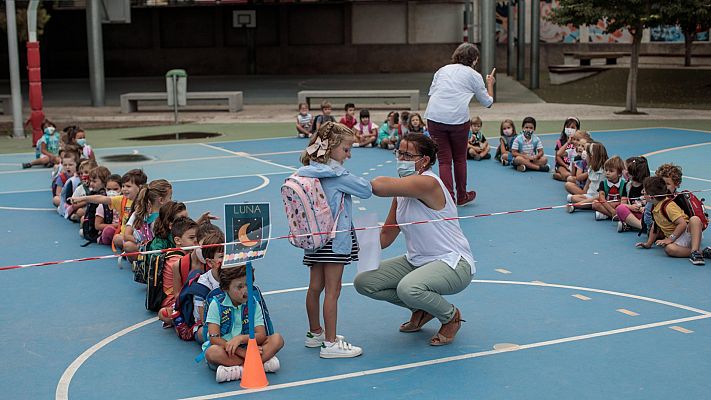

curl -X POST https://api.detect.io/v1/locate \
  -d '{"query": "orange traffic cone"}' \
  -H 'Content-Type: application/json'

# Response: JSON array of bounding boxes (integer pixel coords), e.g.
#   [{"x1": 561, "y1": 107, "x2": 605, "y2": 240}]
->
[{"x1": 240, "y1": 338, "x2": 269, "y2": 389}]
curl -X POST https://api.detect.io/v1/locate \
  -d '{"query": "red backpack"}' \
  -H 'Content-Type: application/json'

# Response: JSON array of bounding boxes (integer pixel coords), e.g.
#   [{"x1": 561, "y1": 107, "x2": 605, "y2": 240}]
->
[{"x1": 660, "y1": 191, "x2": 709, "y2": 231}]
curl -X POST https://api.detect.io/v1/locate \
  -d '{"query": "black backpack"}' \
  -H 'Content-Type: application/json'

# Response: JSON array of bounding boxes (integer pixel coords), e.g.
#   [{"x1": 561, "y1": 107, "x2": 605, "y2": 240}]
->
[
  {"x1": 146, "y1": 250, "x2": 184, "y2": 312},
  {"x1": 311, "y1": 115, "x2": 335, "y2": 135},
  {"x1": 81, "y1": 188, "x2": 110, "y2": 246}
]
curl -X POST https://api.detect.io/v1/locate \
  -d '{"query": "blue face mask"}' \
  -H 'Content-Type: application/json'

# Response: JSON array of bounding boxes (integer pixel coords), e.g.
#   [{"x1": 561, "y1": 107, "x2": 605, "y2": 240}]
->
[
  {"x1": 44, "y1": 127, "x2": 55, "y2": 136},
  {"x1": 76, "y1": 138, "x2": 87, "y2": 147},
  {"x1": 397, "y1": 160, "x2": 416, "y2": 177}
]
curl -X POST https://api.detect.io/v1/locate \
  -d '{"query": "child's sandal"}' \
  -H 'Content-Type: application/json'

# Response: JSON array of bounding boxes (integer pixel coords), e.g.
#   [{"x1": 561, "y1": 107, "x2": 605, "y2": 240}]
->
[
  {"x1": 399, "y1": 310, "x2": 435, "y2": 333},
  {"x1": 429, "y1": 308, "x2": 465, "y2": 346}
]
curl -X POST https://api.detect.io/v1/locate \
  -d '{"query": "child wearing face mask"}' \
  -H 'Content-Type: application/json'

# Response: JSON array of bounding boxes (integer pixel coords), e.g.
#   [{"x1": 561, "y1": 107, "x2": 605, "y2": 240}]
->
[
  {"x1": 296, "y1": 122, "x2": 372, "y2": 359},
  {"x1": 67, "y1": 159, "x2": 98, "y2": 221},
  {"x1": 495, "y1": 119, "x2": 517, "y2": 166},
  {"x1": 564, "y1": 132, "x2": 592, "y2": 195},
  {"x1": 511, "y1": 116, "x2": 549, "y2": 172},
  {"x1": 75, "y1": 128, "x2": 95, "y2": 161},
  {"x1": 124, "y1": 179, "x2": 173, "y2": 261},
  {"x1": 23, "y1": 120, "x2": 61, "y2": 169},
  {"x1": 95, "y1": 174, "x2": 122, "y2": 245},
  {"x1": 553, "y1": 117, "x2": 580, "y2": 181},
  {"x1": 567, "y1": 141, "x2": 609, "y2": 212}
]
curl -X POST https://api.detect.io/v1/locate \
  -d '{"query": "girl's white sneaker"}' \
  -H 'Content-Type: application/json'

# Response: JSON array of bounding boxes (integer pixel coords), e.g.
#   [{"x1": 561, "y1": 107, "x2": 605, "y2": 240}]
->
[
  {"x1": 215, "y1": 365, "x2": 242, "y2": 383},
  {"x1": 305, "y1": 330, "x2": 344, "y2": 348},
  {"x1": 319, "y1": 338, "x2": 363, "y2": 359}
]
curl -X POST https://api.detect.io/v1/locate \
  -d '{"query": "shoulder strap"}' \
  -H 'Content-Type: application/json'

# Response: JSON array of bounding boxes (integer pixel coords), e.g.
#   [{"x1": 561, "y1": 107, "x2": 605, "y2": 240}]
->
[
  {"x1": 180, "y1": 253, "x2": 192, "y2": 287},
  {"x1": 660, "y1": 198, "x2": 674, "y2": 222}
]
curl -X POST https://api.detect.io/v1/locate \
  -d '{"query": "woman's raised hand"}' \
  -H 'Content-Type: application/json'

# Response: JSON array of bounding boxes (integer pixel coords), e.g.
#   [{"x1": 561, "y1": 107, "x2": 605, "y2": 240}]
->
[{"x1": 486, "y1": 68, "x2": 496, "y2": 86}]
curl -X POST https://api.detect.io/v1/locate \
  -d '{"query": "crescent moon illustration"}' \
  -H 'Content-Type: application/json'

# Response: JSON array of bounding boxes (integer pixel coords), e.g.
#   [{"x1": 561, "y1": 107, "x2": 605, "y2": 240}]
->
[{"x1": 237, "y1": 223, "x2": 260, "y2": 247}]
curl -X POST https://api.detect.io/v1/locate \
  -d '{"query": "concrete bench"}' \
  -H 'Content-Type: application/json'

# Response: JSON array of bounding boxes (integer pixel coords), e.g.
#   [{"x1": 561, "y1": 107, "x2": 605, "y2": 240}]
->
[
  {"x1": 564, "y1": 52, "x2": 629, "y2": 66},
  {"x1": 548, "y1": 65, "x2": 606, "y2": 85},
  {"x1": 298, "y1": 90, "x2": 420, "y2": 111},
  {"x1": 120, "y1": 91, "x2": 243, "y2": 113},
  {"x1": 0, "y1": 94, "x2": 11, "y2": 115}
]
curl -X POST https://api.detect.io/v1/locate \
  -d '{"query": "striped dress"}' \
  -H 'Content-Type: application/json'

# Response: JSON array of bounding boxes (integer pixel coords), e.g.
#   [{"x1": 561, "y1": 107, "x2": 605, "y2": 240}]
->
[{"x1": 303, "y1": 232, "x2": 359, "y2": 267}]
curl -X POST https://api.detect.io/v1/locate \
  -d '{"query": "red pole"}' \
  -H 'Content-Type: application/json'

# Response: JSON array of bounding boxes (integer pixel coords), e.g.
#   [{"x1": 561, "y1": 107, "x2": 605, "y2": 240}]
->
[{"x1": 26, "y1": 41, "x2": 44, "y2": 145}]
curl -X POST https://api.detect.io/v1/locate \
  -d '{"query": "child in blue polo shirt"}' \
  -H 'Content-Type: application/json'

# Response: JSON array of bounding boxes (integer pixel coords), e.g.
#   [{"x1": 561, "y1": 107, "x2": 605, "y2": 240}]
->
[
  {"x1": 204, "y1": 264, "x2": 284, "y2": 383},
  {"x1": 511, "y1": 116, "x2": 549, "y2": 172}
]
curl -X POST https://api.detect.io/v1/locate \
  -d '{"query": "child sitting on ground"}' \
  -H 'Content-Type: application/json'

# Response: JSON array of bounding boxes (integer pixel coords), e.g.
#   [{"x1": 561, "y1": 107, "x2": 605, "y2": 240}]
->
[
  {"x1": 466, "y1": 116, "x2": 490, "y2": 160},
  {"x1": 408, "y1": 113, "x2": 428, "y2": 136},
  {"x1": 123, "y1": 179, "x2": 173, "y2": 261},
  {"x1": 67, "y1": 159, "x2": 98, "y2": 221},
  {"x1": 591, "y1": 156, "x2": 626, "y2": 221},
  {"x1": 636, "y1": 176, "x2": 710, "y2": 265},
  {"x1": 495, "y1": 119, "x2": 516, "y2": 165},
  {"x1": 94, "y1": 174, "x2": 121, "y2": 245},
  {"x1": 511, "y1": 117, "x2": 549, "y2": 172},
  {"x1": 564, "y1": 132, "x2": 592, "y2": 195},
  {"x1": 353, "y1": 109, "x2": 378, "y2": 148},
  {"x1": 400, "y1": 111, "x2": 410, "y2": 137},
  {"x1": 567, "y1": 141, "x2": 608, "y2": 212},
  {"x1": 73, "y1": 169, "x2": 148, "y2": 253},
  {"x1": 74, "y1": 128, "x2": 95, "y2": 161},
  {"x1": 553, "y1": 117, "x2": 581, "y2": 181},
  {"x1": 191, "y1": 228, "x2": 226, "y2": 342},
  {"x1": 641, "y1": 163, "x2": 684, "y2": 237},
  {"x1": 171, "y1": 223, "x2": 222, "y2": 304},
  {"x1": 616, "y1": 157, "x2": 650, "y2": 232},
  {"x1": 53, "y1": 149, "x2": 81, "y2": 209},
  {"x1": 377, "y1": 111, "x2": 400, "y2": 150},
  {"x1": 296, "y1": 103, "x2": 313, "y2": 138},
  {"x1": 158, "y1": 216, "x2": 198, "y2": 327},
  {"x1": 338, "y1": 102, "x2": 357, "y2": 130},
  {"x1": 203, "y1": 265, "x2": 284, "y2": 383},
  {"x1": 312, "y1": 100, "x2": 336, "y2": 135},
  {"x1": 23, "y1": 120, "x2": 61, "y2": 169}
]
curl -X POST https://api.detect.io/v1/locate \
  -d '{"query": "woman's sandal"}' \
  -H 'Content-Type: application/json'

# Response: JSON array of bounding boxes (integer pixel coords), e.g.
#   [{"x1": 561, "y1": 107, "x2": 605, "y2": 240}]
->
[
  {"x1": 399, "y1": 309, "x2": 435, "y2": 333},
  {"x1": 429, "y1": 308, "x2": 465, "y2": 346}
]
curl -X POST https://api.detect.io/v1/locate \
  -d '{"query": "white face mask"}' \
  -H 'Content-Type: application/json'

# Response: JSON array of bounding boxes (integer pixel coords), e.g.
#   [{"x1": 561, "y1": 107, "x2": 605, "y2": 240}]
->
[
  {"x1": 503, "y1": 128, "x2": 513, "y2": 136},
  {"x1": 581, "y1": 150, "x2": 589, "y2": 161},
  {"x1": 195, "y1": 247, "x2": 206, "y2": 264},
  {"x1": 106, "y1": 190, "x2": 120, "y2": 197},
  {"x1": 327, "y1": 159, "x2": 342, "y2": 169},
  {"x1": 397, "y1": 160, "x2": 417, "y2": 178},
  {"x1": 564, "y1": 127, "x2": 575, "y2": 137},
  {"x1": 44, "y1": 127, "x2": 55, "y2": 136}
]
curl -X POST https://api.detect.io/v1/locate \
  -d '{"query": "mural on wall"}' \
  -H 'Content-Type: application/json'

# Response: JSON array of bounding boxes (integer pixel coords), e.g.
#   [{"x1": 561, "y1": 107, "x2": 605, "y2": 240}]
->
[
  {"x1": 650, "y1": 25, "x2": 710, "y2": 42},
  {"x1": 540, "y1": 0, "x2": 579, "y2": 43}
]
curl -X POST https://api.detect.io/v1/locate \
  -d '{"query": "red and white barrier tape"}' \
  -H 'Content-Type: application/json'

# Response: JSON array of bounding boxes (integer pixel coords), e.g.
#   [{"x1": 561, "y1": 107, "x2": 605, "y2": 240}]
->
[{"x1": 1, "y1": 189, "x2": 709, "y2": 271}]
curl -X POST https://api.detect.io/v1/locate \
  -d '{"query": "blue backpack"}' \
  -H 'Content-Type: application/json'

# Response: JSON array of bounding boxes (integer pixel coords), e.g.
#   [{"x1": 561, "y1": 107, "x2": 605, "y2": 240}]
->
[
  {"x1": 195, "y1": 285, "x2": 273, "y2": 362},
  {"x1": 173, "y1": 269, "x2": 211, "y2": 341}
]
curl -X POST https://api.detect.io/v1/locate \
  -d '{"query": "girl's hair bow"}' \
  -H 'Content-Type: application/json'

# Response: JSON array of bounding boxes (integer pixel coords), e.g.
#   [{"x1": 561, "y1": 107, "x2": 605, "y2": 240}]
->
[{"x1": 306, "y1": 137, "x2": 329, "y2": 157}]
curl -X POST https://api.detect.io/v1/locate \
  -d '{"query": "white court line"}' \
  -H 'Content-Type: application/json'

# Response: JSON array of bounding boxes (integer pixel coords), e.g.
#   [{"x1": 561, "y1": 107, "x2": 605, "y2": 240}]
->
[
  {"x1": 249, "y1": 150, "x2": 302, "y2": 157},
  {"x1": 199, "y1": 143, "x2": 296, "y2": 172},
  {"x1": 0, "y1": 205, "x2": 55, "y2": 211},
  {"x1": 642, "y1": 141, "x2": 711, "y2": 157},
  {"x1": 54, "y1": 279, "x2": 711, "y2": 400},
  {"x1": 179, "y1": 313, "x2": 711, "y2": 400},
  {"x1": 183, "y1": 175, "x2": 269, "y2": 204}
]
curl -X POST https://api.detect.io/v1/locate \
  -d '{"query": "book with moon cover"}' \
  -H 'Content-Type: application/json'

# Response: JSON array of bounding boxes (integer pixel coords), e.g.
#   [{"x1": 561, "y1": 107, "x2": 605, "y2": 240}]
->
[{"x1": 223, "y1": 202, "x2": 271, "y2": 267}]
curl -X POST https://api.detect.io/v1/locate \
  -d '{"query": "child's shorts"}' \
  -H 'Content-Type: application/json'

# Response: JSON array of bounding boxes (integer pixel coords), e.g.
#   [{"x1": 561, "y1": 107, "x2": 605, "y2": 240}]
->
[{"x1": 673, "y1": 228, "x2": 702, "y2": 249}]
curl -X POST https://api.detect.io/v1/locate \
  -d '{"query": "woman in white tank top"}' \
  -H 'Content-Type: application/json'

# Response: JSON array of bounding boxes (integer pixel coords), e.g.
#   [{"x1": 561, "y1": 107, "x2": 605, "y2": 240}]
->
[{"x1": 353, "y1": 133, "x2": 474, "y2": 346}]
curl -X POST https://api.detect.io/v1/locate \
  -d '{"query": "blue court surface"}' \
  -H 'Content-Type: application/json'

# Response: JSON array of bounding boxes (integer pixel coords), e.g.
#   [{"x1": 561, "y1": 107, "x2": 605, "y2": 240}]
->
[{"x1": 1, "y1": 127, "x2": 710, "y2": 399}]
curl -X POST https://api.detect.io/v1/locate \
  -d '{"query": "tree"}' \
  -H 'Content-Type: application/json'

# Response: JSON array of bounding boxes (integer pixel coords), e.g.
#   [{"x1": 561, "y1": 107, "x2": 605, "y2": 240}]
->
[
  {"x1": 0, "y1": 3, "x2": 51, "y2": 43},
  {"x1": 661, "y1": 0, "x2": 711, "y2": 66},
  {"x1": 549, "y1": 0, "x2": 663, "y2": 114}
]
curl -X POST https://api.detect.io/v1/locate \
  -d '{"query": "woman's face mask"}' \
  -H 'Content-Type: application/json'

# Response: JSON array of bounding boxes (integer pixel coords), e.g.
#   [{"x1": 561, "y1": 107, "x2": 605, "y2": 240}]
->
[{"x1": 397, "y1": 160, "x2": 417, "y2": 178}]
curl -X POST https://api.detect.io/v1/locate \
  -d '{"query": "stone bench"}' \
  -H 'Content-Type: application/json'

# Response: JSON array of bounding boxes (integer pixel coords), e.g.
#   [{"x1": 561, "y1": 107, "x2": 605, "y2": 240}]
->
[
  {"x1": 0, "y1": 94, "x2": 11, "y2": 115},
  {"x1": 564, "y1": 52, "x2": 630, "y2": 66},
  {"x1": 297, "y1": 90, "x2": 420, "y2": 111},
  {"x1": 548, "y1": 65, "x2": 607, "y2": 85},
  {"x1": 120, "y1": 91, "x2": 243, "y2": 113}
]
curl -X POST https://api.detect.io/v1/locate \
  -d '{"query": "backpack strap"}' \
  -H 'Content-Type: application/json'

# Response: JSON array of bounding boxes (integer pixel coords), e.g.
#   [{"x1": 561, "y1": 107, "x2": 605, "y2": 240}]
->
[
  {"x1": 180, "y1": 253, "x2": 193, "y2": 288},
  {"x1": 659, "y1": 198, "x2": 674, "y2": 224}
]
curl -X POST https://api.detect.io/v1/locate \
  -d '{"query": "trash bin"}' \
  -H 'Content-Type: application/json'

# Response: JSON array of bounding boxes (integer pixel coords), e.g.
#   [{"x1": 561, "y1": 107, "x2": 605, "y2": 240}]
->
[{"x1": 166, "y1": 69, "x2": 187, "y2": 107}]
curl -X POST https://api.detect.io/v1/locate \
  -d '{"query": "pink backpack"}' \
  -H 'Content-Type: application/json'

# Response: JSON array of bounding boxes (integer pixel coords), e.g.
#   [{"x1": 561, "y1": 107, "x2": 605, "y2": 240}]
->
[{"x1": 281, "y1": 174, "x2": 342, "y2": 250}]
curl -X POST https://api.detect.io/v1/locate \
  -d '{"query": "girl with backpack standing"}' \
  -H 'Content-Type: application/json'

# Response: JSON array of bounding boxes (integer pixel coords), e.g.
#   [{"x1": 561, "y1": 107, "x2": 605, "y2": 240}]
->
[{"x1": 294, "y1": 122, "x2": 372, "y2": 358}]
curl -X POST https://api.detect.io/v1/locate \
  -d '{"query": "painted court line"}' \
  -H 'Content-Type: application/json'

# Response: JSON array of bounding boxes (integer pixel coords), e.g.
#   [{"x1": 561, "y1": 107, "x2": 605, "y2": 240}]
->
[
  {"x1": 669, "y1": 326, "x2": 693, "y2": 334},
  {"x1": 572, "y1": 294, "x2": 591, "y2": 301},
  {"x1": 183, "y1": 175, "x2": 269, "y2": 204},
  {"x1": 179, "y1": 313, "x2": 711, "y2": 400},
  {"x1": 494, "y1": 268, "x2": 511, "y2": 274},
  {"x1": 199, "y1": 143, "x2": 297, "y2": 172},
  {"x1": 55, "y1": 280, "x2": 711, "y2": 400},
  {"x1": 617, "y1": 309, "x2": 640, "y2": 317}
]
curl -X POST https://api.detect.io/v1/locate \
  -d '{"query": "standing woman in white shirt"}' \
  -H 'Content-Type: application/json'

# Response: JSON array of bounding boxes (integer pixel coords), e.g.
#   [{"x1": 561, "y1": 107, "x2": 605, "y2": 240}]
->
[
  {"x1": 354, "y1": 133, "x2": 475, "y2": 346},
  {"x1": 424, "y1": 43, "x2": 496, "y2": 206}
]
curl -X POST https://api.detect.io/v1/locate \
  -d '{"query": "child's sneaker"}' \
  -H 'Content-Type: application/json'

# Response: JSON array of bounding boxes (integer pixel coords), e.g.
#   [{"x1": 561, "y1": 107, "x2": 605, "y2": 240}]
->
[
  {"x1": 263, "y1": 356, "x2": 280, "y2": 373},
  {"x1": 353, "y1": 142, "x2": 360, "y2": 148},
  {"x1": 703, "y1": 246, "x2": 711, "y2": 259},
  {"x1": 501, "y1": 158, "x2": 509, "y2": 166},
  {"x1": 305, "y1": 330, "x2": 344, "y2": 348},
  {"x1": 388, "y1": 144, "x2": 395, "y2": 150},
  {"x1": 365, "y1": 143, "x2": 373, "y2": 148},
  {"x1": 611, "y1": 215, "x2": 620, "y2": 222},
  {"x1": 539, "y1": 164, "x2": 550, "y2": 172},
  {"x1": 617, "y1": 221, "x2": 630, "y2": 233},
  {"x1": 595, "y1": 211, "x2": 609, "y2": 221},
  {"x1": 320, "y1": 338, "x2": 363, "y2": 359},
  {"x1": 21, "y1": 162, "x2": 32, "y2": 169},
  {"x1": 566, "y1": 194, "x2": 573, "y2": 203},
  {"x1": 566, "y1": 204, "x2": 575, "y2": 213},
  {"x1": 215, "y1": 365, "x2": 242, "y2": 383},
  {"x1": 516, "y1": 164, "x2": 526, "y2": 172},
  {"x1": 689, "y1": 251, "x2": 705, "y2": 266},
  {"x1": 298, "y1": 133, "x2": 306, "y2": 138}
]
